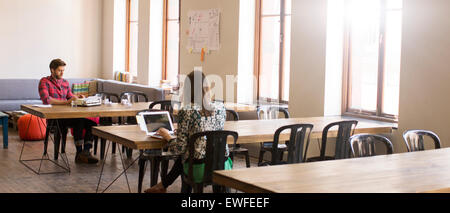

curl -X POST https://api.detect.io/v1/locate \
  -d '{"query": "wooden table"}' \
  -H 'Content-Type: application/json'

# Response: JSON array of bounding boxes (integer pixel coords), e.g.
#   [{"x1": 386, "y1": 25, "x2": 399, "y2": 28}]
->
[
  {"x1": 92, "y1": 116, "x2": 396, "y2": 148},
  {"x1": 92, "y1": 115, "x2": 395, "y2": 193},
  {"x1": 21, "y1": 102, "x2": 152, "y2": 119},
  {"x1": 213, "y1": 148, "x2": 450, "y2": 193},
  {"x1": 21, "y1": 102, "x2": 256, "y2": 119}
]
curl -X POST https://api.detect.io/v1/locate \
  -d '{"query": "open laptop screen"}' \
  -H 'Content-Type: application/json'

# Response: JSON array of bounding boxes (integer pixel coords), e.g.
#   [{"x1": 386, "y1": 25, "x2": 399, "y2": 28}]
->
[{"x1": 142, "y1": 112, "x2": 174, "y2": 133}]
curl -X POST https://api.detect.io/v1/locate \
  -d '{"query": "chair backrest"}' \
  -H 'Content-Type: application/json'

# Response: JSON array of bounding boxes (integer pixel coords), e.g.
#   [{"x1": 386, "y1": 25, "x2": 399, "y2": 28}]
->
[
  {"x1": 120, "y1": 91, "x2": 149, "y2": 102},
  {"x1": 186, "y1": 131, "x2": 238, "y2": 185},
  {"x1": 348, "y1": 134, "x2": 394, "y2": 158},
  {"x1": 257, "y1": 106, "x2": 290, "y2": 120},
  {"x1": 271, "y1": 124, "x2": 314, "y2": 165},
  {"x1": 94, "y1": 92, "x2": 120, "y2": 103},
  {"x1": 403, "y1": 130, "x2": 441, "y2": 152},
  {"x1": 225, "y1": 109, "x2": 239, "y2": 121},
  {"x1": 315, "y1": 120, "x2": 358, "y2": 160},
  {"x1": 149, "y1": 100, "x2": 180, "y2": 115}
]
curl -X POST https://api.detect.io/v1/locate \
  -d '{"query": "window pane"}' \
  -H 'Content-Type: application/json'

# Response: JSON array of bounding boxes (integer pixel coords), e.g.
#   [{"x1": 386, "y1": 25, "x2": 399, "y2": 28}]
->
[
  {"x1": 348, "y1": 0, "x2": 381, "y2": 112},
  {"x1": 259, "y1": 16, "x2": 280, "y2": 100},
  {"x1": 130, "y1": 0, "x2": 139, "y2": 21},
  {"x1": 167, "y1": 0, "x2": 179, "y2": 20},
  {"x1": 285, "y1": 0, "x2": 292, "y2": 15},
  {"x1": 262, "y1": 0, "x2": 281, "y2": 15},
  {"x1": 382, "y1": 10, "x2": 402, "y2": 115},
  {"x1": 387, "y1": 0, "x2": 402, "y2": 10},
  {"x1": 129, "y1": 22, "x2": 138, "y2": 77},
  {"x1": 166, "y1": 20, "x2": 179, "y2": 85},
  {"x1": 282, "y1": 15, "x2": 291, "y2": 101}
]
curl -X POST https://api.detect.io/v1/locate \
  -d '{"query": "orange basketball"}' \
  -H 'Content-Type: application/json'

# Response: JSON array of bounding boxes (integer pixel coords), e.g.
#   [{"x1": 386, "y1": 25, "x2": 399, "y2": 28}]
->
[{"x1": 18, "y1": 114, "x2": 47, "y2": 141}]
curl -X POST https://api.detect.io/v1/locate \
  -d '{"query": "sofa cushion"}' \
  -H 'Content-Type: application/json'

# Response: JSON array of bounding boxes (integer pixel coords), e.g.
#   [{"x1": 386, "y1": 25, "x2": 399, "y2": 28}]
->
[
  {"x1": 100, "y1": 80, "x2": 164, "y2": 101},
  {"x1": 0, "y1": 79, "x2": 40, "y2": 100},
  {"x1": 0, "y1": 100, "x2": 43, "y2": 111}
]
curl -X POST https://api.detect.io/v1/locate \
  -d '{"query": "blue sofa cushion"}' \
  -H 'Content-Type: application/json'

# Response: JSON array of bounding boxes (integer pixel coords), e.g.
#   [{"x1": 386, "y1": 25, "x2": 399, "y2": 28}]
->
[
  {"x1": 0, "y1": 79, "x2": 40, "y2": 100},
  {"x1": 0, "y1": 100, "x2": 43, "y2": 111}
]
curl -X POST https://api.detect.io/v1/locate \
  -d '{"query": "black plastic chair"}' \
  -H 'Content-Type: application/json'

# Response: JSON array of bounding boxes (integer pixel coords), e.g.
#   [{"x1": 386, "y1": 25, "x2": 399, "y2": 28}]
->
[
  {"x1": 226, "y1": 110, "x2": 250, "y2": 168},
  {"x1": 120, "y1": 91, "x2": 149, "y2": 158},
  {"x1": 92, "y1": 93, "x2": 121, "y2": 159},
  {"x1": 306, "y1": 120, "x2": 358, "y2": 162},
  {"x1": 181, "y1": 130, "x2": 238, "y2": 193},
  {"x1": 120, "y1": 91, "x2": 149, "y2": 103},
  {"x1": 257, "y1": 106, "x2": 290, "y2": 120},
  {"x1": 261, "y1": 124, "x2": 314, "y2": 166},
  {"x1": 257, "y1": 106, "x2": 290, "y2": 166},
  {"x1": 348, "y1": 134, "x2": 394, "y2": 158},
  {"x1": 403, "y1": 130, "x2": 441, "y2": 152}
]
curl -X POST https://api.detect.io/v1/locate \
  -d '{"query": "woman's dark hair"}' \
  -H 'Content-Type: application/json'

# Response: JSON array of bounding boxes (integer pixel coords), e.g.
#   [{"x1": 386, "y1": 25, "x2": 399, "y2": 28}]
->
[{"x1": 182, "y1": 71, "x2": 212, "y2": 116}]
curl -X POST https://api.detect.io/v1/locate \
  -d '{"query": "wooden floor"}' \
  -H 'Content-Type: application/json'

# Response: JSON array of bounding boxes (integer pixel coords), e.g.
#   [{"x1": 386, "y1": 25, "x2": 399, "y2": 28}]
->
[{"x1": 0, "y1": 129, "x2": 257, "y2": 193}]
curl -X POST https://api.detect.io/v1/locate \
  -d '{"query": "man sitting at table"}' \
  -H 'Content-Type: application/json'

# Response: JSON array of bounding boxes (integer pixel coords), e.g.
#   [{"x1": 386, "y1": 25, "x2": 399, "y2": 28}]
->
[{"x1": 38, "y1": 59, "x2": 98, "y2": 164}]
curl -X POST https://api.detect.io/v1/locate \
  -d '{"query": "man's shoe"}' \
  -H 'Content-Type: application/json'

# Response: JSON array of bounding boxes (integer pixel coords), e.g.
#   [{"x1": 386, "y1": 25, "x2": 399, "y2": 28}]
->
[{"x1": 75, "y1": 151, "x2": 99, "y2": 164}]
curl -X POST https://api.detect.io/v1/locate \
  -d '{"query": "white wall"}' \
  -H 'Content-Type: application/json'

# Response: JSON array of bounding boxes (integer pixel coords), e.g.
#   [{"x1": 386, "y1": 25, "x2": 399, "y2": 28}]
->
[
  {"x1": 397, "y1": 0, "x2": 450, "y2": 152},
  {"x1": 180, "y1": 0, "x2": 240, "y2": 102},
  {"x1": 0, "y1": 0, "x2": 103, "y2": 79},
  {"x1": 289, "y1": 0, "x2": 328, "y2": 117}
]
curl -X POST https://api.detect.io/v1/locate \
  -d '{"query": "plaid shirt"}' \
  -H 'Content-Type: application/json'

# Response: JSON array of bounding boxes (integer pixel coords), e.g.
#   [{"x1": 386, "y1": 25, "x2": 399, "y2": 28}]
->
[{"x1": 38, "y1": 76, "x2": 74, "y2": 105}]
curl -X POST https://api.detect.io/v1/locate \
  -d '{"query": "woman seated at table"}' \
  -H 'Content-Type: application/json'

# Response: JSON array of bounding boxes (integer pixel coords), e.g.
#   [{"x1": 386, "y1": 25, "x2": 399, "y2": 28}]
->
[{"x1": 145, "y1": 71, "x2": 227, "y2": 193}]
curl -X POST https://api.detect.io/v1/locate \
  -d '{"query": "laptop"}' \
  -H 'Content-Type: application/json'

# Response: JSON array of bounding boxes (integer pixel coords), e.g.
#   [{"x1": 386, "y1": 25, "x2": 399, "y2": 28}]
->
[{"x1": 136, "y1": 111, "x2": 175, "y2": 139}]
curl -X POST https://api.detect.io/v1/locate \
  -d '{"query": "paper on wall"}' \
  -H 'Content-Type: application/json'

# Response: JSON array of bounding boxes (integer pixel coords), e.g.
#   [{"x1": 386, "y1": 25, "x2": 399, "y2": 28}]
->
[{"x1": 187, "y1": 9, "x2": 220, "y2": 53}]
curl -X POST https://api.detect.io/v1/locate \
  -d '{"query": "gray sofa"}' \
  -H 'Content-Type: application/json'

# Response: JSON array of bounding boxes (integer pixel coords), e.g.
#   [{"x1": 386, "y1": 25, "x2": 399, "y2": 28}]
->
[{"x1": 0, "y1": 78, "x2": 165, "y2": 111}]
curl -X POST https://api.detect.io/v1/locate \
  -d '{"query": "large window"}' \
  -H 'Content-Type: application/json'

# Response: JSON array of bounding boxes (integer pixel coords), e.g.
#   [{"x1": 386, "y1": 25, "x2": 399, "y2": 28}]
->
[
  {"x1": 126, "y1": 0, "x2": 139, "y2": 77},
  {"x1": 343, "y1": 0, "x2": 402, "y2": 120},
  {"x1": 163, "y1": 0, "x2": 180, "y2": 86},
  {"x1": 255, "y1": 0, "x2": 291, "y2": 103}
]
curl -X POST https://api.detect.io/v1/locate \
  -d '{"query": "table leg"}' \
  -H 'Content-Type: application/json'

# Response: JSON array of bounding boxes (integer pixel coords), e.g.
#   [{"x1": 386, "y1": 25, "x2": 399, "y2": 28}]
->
[
  {"x1": 100, "y1": 138, "x2": 106, "y2": 160},
  {"x1": 2, "y1": 118, "x2": 7, "y2": 148},
  {"x1": 138, "y1": 156, "x2": 147, "y2": 193}
]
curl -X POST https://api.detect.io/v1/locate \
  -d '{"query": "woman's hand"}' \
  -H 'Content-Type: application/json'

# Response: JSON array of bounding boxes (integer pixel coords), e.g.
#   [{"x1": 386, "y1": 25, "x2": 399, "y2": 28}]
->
[{"x1": 157, "y1": 128, "x2": 175, "y2": 141}]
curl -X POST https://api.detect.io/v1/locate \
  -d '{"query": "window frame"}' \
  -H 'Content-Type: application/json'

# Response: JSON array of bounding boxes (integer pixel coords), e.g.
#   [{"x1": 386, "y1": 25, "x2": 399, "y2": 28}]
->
[
  {"x1": 254, "y1": 0, "x2": 290, "y2": 104},
  {"x1": 342, "y1": 0, "x2": 400, "y2": 123},
  {"x1": 162, "y1": 0, "x2": 181, "y2": 83},
  {"x1": 125, "y1": 0, "x2": 138, "y2": 75}
]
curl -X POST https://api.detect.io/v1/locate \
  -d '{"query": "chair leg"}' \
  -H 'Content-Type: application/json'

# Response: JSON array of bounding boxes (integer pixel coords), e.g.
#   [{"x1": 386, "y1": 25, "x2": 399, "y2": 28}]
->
[
  {"x1": 244, "y1": 151, "x2": 251, "y2": 168},
  {"x1": 194, "y1": 184, "x2": 203, "y2": 193},
  {"x1": 150, "y1": 157, "x2": 161, "y2": 187},
  {"x1": 138, "y1": 158, "x2": 147, "y2": 193},
  {"x1": 126, "y1": 148, "x2": 133, "y2": 159},
  {"x1": 258, "y1": 150, "x2": 265, "y2": 166},
  {"x1": 160, "y1": 158, "x2": 169, "y2": 179},
  {"x1": 279, "y1": 150, "x2": 284, "y2": 162},
  {"x1": 229, "y1": 152, "x2": 234, "y2": 162},
  {"x1": 181, "y1": 177, "x2": 192, "y2": 193},
  {"x1": 212, "y1": 185, "x2": 227, "y2": 193}
]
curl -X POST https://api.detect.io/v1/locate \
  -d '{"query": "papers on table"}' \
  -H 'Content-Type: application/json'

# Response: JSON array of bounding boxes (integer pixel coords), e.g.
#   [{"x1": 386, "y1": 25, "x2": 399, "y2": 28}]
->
[{"x1": 32, "y1": 104, "x2": 52, "y2": 108}]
